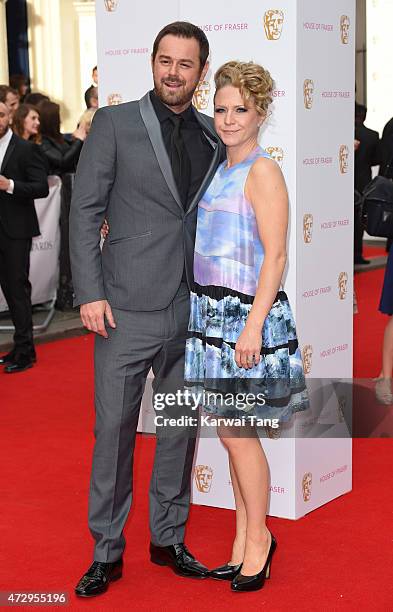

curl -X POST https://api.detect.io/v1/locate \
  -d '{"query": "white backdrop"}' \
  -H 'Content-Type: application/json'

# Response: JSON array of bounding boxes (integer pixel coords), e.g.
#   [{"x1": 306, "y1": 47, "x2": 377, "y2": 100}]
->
[
  {"x1": 366, "y1": 0, "x2": 393, "y2": 135},
  {"x1": 95, "y1": 0, "x2": 354, "y2": 519},
  {"x1": 0, "y1": 176, "x2": 61, "y2": 312}
]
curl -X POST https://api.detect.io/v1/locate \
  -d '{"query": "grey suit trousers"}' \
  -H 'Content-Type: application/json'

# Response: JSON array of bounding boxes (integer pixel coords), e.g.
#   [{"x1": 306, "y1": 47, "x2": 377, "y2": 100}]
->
[{"x1": 90, "y1": 282, "x2": 195, "y2": 562}]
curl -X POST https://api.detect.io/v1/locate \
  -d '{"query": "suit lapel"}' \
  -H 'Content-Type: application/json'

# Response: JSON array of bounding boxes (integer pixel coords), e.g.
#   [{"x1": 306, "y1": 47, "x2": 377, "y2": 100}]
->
[
  {"x1": 186, "y1": 108, "x2": 223, "y2": 215},
  {"x1": 1, "y1": 133, "x2": 17, "y2": 174},
  {"x1": 138, "y1": 93, "x2": 183, "y2": 213},
  {"x1": 139, "y1": 93, "x2": 224, "y2": 216}
]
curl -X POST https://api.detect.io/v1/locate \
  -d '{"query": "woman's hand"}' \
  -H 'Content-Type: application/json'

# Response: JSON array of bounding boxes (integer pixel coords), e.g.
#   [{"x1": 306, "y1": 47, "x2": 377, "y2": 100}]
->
[
  {"x1": 101, "y1": 219, "x2": 109, "y2": 239},
  {"x1": 235, "y1": 323, "x2": 263, "y2": 369},
  {"x1": 73, "y1": 124, "x2": 87, "y2": 141}
]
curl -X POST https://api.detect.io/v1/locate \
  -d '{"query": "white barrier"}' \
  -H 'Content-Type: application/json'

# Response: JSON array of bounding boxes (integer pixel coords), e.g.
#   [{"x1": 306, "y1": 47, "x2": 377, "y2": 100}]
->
[{"x1": 0, "y1": 176, "x2": 61, "y2": 312}]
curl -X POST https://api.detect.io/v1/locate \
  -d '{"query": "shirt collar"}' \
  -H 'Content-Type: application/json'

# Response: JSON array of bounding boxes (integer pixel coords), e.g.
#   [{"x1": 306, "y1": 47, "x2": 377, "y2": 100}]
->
[
  {"x1": 0, "y1": 127, "x2": 12, "y2": 147},
  {"x1": 149, "y1": 89, "x2": 195, "y2": 124}
]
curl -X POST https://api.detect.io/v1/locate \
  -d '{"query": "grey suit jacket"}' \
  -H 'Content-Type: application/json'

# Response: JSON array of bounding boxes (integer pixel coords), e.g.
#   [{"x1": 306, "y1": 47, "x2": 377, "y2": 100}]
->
[{"x1": 69, "y1": 92, "x2": 223, "y2": 310}]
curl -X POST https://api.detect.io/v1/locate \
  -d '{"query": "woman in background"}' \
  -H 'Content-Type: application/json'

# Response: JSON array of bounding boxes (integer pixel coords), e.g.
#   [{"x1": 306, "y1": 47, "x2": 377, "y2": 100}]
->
[
  {"x1": 38, "y1": 100, "x2": 86, "y2": 176},
  {"x1": 37, "y1": 100, "x2": 87, "y2": 309},
  {"x1": 375, "y1": 252, "x2": 393, "y2": 403},
  {"x1": 12, "y1": 104, "x2": 41, "y2": 143}
]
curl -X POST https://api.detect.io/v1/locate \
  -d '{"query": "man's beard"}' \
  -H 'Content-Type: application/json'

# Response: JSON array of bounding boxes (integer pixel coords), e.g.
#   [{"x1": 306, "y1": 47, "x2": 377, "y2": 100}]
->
[{"x1": 154, "y1": 76, "x2": 198, "y2": 108}]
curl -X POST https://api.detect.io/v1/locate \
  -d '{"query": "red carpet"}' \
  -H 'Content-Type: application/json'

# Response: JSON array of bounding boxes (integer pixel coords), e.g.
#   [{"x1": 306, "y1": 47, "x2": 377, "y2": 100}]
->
[
  {"x1": 1, "y1": 269, "x2": 392, "y2": 610},
  {"x1": 362, "y1": 244, "x2": 387, "y2": 259},
  {"x1": 354, "y1": 266, "x2": 386, "y2": 378}
]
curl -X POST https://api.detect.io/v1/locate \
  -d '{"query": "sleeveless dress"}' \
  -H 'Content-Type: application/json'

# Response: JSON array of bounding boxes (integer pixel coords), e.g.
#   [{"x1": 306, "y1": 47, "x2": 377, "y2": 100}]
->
[{"x1": 184, "y1": 146, "x2": 309, "y2": 421}]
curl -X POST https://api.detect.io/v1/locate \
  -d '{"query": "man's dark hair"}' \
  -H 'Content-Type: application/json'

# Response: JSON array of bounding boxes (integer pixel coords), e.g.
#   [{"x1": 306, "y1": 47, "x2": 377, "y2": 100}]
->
[
  {"x1": 24, "y1": 92, "x2": 50, "y2": 106},
  {"x1": 152, "y1": 21, "x2": 209, "y2": 69},
  {"x1": 92, "y1": 66, "x2": 97, "y2": 72},
  {"x1": 0, "y1": 85, "x2": 18, "y2": 103},
  {"x1": 85, "y1": 86, "x2": 98, "y2": 108},
  {"x1": 355, "y1": 103, "x2": 367, "y2": 125}
]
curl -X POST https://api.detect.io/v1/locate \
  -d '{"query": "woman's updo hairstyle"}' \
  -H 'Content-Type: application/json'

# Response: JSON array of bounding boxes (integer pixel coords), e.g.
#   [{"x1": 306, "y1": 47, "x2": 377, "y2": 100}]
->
[{"x1": 214, "y1": 61, "x2": 274, "y2": 115}]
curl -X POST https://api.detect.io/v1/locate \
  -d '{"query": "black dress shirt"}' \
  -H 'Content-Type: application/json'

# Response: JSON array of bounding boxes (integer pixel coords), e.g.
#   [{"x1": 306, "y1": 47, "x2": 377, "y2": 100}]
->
[{"x1": 149, "y1": 90, "x2": 214, "y2": 209}]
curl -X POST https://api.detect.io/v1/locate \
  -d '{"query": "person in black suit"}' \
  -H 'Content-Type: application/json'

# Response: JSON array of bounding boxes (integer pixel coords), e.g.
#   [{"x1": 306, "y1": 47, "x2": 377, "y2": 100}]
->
[
  {"x1": 0, "y1": 102, "x2": 49, "y2": 373},
  {"x1": 354, "y1": 103, "x2": 380, "y2": 264},
  {"x1": 379, "y1": 114, "x2": 393, "y2": 177}
]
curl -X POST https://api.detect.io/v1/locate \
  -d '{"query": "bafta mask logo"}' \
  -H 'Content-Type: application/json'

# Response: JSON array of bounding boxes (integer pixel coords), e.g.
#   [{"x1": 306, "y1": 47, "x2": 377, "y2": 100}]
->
[
  {"x1": 107, "y1": 93, "x2": 123, "y2": 106},
  {"x1": 263, "y1": 9, "x2": 284, "y2": 40},
  {"x1": 340, "y1": 15, "x2": 350, "y2": 44},
  {"x1": 338, "y1": 271, "x2": 348, "y2": 300},
  {"x1": 303, "y1": 213, "x2": 313, "y2": 244},
  {"x1": 303, "y1": 79, "x2": 314, "y2": 110},
  {"x1": 264, "y1": 424, "x2": 282, "y2": 439},
  {"x1": 104, "y1": 0, "x2": 119, "y2": 11},
  {"x1": 302, "y1": 345, "x2": 313, "y2": 375},
  {"x1": 302, "y1": 472, "x2": 312, "y2": 502},
  {"x1": 194, "y1": 465, "x2": 214, "y2": 493},
  {"x1": 339, "y1": 145, "x2": 349, "y2": 174},
  {"x1": 193, "y1": 80, "x2": 211, "y2": 111},
  {"x1": 337, "y1": 396, "x2": 346, "y2": 423},
  {"x1": 266, "y1": 146, "x2": 284, "y2": 169}
]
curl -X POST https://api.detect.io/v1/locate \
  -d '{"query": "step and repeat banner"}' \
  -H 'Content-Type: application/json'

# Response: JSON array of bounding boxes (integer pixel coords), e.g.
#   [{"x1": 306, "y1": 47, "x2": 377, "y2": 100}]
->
[
  {"x1": 96, "y1": 0, "x2": 354, "y2": 519},
  {"x1": 366, "y1": 0, "x2": 393, "y2": 135},
  {"x1": 0, "y1": 176, "x2": 61, "y2": 312}
]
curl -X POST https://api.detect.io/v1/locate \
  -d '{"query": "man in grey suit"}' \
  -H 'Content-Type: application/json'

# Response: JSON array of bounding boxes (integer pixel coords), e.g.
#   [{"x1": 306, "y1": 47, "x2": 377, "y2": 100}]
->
[{"x1": 70, "y1": 22, "x2": 222, "y2": 597}]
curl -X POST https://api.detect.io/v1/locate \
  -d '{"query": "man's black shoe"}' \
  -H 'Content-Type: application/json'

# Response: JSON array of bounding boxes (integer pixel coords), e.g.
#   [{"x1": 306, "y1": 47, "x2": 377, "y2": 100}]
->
[
  {"x1": 354, "y1": 257, "x2": 371, "y2": 265},
  {"x1": 4, "y1": 354, "x2": 34, "y2": 373},
  {"x1": 0, "y1": 351, "x2": 16, "y2": 365},
  {"x1": 150, "y1": 543, "x2": 209, "y2": 578},
  {"x1": 75, "y1": 559, "x2": 123, "y2": 598},
  {"x1": 0, "y1": 350, "x2": 36, "y2": 365}
]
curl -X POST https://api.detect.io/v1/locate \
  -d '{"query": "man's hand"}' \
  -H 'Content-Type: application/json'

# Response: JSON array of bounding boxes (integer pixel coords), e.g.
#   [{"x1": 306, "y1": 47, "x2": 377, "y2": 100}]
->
[
  {"x1": 80, "y1": 300, "x2": 116, "y2": 338},
  {"x1": 0, "y1": 175, "x2": 11, "y2": 191}
]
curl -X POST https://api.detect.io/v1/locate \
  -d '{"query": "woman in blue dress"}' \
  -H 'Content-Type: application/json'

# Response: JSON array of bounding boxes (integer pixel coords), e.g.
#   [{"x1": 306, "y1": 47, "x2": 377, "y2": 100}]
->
[
  {"x1": 184, "y1": 61, "x2": 309, "y2": 592},
  {"x1": 375, "y1": 246, "x2": 393, "y2": 403}
]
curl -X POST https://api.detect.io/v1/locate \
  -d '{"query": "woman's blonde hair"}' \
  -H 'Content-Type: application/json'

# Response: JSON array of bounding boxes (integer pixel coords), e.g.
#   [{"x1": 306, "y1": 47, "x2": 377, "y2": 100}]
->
[{"x1": 214, "y1": 61, "x2": 274, "y2": 115}]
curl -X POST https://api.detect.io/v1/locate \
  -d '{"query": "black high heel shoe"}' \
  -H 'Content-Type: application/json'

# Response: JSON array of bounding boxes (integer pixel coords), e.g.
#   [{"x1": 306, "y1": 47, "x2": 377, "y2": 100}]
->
[
  {"x1": 210, "y1": 562, "x2": 242, "y2": 581},
  {"x1": 231, "y1": 533, "x2": 277, "y2": 592}
]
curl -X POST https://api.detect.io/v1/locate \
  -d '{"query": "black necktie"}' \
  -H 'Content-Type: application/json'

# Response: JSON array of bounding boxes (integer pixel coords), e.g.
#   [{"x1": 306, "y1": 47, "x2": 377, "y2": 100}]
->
[{"x1": 169, "y1": 115, "x2": 191, "y2": 208}]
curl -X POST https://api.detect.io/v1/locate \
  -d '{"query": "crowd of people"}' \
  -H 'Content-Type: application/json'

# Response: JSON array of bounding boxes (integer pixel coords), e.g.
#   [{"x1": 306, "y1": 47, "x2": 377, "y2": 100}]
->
[
  {"x1": 0, "y1": 84, "x2": 93, "y2": 168},
  {"x1": 0, "y1": 70, "x2": 98, "y2": 373}
]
